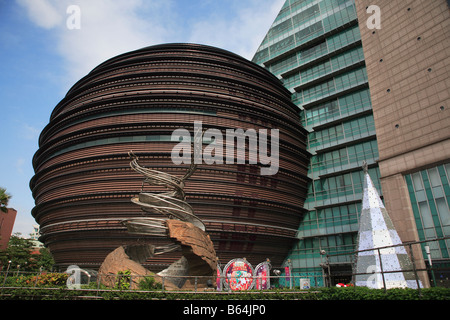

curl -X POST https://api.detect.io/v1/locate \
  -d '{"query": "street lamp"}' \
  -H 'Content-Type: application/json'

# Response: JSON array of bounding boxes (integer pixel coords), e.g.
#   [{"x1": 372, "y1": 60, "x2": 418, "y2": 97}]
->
[
  {"x1": 2, "y1": 261, "x2": 12, "y2": 288},
  {"x1": 424, "y1": 245, "x2": 436, "y2": 287}
]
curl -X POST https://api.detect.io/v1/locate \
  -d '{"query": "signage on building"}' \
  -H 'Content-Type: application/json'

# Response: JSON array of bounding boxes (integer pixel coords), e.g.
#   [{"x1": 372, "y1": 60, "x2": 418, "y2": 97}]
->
[
  {"x1": 223, "y1": 258, "x2": 255, "y2": 291},
  {"x1": 285, "y1": 266, "x2": 290, "y2": 283},
  {"x1": 255, "y1": 261, "x2": 271, "y2": 290},
  {"x1": 216, "y1": 265, "x2": 222, "y2": 291}
]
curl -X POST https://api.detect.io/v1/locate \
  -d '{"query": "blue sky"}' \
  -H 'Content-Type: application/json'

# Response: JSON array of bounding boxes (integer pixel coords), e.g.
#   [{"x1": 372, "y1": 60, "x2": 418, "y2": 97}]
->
[{"x1": 0, "y1": 0, "x2": 284, "y2": 236}]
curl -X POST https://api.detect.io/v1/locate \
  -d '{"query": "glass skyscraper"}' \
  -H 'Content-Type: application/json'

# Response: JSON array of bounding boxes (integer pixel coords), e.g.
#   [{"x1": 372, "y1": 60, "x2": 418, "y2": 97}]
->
[{"x1": 252, "y1": 0, "x2": 382, "y2": 286}]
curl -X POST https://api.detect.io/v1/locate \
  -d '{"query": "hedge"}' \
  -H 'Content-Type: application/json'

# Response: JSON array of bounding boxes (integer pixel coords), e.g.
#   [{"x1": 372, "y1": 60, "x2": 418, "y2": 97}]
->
[{"x1": 0, "y1": 286, "x2": 449, "y2": 300}]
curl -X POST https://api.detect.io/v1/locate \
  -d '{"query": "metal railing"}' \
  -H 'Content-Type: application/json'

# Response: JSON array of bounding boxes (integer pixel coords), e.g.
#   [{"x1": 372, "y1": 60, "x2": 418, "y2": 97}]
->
[
  {"x1": 1, "y1": 237, "x2": 448, "y2": 296},
  {"x1": 322, "y1": 236, "x2": 450, "y2": 293},
  {"x1": 0, "y1": 271, "x2": 303, "y2": 292}
]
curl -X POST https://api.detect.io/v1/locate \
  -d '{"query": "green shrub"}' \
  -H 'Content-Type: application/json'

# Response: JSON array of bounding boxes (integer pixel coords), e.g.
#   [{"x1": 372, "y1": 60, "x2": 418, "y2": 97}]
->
[
  {"x1": 1, "y1": 277, "x2": 449, "y2": 300},
  {"x1": 315, "y1": 286, "x2": 450, "y2": 300},
  {"x1": 14, "y1": 273, "x2": 68, "y2": 287},
  {"x1": 420, "y1": 287, "x2": 450, "y2": 300},
  {"x1": 137, "y1": 275, "x2": 162, "y2": 290},
  {"x1": 115, "y1": 270, "x2": 131, "y2": 290}
]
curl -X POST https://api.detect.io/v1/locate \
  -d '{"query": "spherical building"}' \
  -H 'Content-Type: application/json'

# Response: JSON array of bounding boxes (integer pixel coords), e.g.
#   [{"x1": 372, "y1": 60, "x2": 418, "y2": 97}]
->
[{"x1": 30, "y1": 43, "x2": 310, "y2": 271}]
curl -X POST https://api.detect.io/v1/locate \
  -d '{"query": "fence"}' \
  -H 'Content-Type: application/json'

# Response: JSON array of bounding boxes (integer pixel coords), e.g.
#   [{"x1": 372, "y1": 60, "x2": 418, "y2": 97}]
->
[
  {"x1": 1, "y1": 237, "x2": 449, "y2": 295},
  {"x1": 0, "y1": 270, "x2": 305, "y2": 293},
  {"x1": 322, "y1": 236, "x2": 450, "y2": 292}
]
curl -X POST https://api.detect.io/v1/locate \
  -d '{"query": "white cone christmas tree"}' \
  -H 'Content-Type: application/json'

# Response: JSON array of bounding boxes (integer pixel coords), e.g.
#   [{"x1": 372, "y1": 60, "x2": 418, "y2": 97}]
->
[{"x1": 354, "y1": 161, "x2": 422, "y2": 289}]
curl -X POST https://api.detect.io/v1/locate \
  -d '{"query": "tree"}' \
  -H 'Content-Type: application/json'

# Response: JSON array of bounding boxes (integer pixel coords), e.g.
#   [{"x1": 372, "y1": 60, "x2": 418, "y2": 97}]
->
[
  {"x1": 0, "y1": 233, "x2": 54, "y2": 272},
  {"x1": 37, "y1": 247, "x2": 55, "y2": 271},
  {"x1": 0, "y1": 187, "x2": 11, "y2": 213},
  {"x1": 0, "y1": 233, "x2": 34, "y2": 271}
]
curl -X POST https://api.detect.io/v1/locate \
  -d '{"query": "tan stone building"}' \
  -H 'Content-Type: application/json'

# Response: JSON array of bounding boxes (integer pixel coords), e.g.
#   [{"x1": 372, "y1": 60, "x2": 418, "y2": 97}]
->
[{"x1": 355, "y1": 0, "x2": 450, "y2": 286}]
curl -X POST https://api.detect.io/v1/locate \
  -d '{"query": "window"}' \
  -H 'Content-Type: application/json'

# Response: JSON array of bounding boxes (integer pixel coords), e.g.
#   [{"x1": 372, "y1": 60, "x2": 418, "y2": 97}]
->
[
  {"x1": 268, "y1": 19, "x2": 293, "y2": 40},
  {"x1": 269, "y1": 35, "x2": 295, "y2": 57},
  {"x1": 294, "y1": 21, "x2": 324, "y2": 46},
  {"x1": 253, "y1": 48, "x2": 269, "y2": 64},
  {"x1": 326, "y1": 25, "x2": 361, "y2": 52},
  {"x1": 299, "y1": 40, "x2": 327, "y2": 64},
  {"x1": 330, "y1": 47, "x2": 364, "y2": 71},
  {"x1": 334, "y1": 67, "x2": 367, "y2": 91},
  {"x1": 292, "y1": 4, "x2": 320, "y2": 29},
  {"x1": 322, "y1": 3, "x2": 357, "y2": 33},
  {"x1": 405, "y1": 164, "x2": 450, "y2": 259},
  {"x1": 300, "y1": 60, "x2": 332, "y2": 85},
  {"x1": 271, "y1": 53, "x2": 298, "y2": 75}
]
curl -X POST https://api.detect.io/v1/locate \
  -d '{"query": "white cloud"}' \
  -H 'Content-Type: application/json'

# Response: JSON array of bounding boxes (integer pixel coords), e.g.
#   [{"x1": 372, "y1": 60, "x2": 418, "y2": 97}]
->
[
  {"x1": 15, "y1": 158, "x2": 25, "y2": 174},
  {"x1": 17, "y1": 0, "x2": 174, "y2": 89},
  {"x1": 187, "y1": 0, "x2": 284, "y2": 60},
  {"x1": 21, "y1": 123, "x2": 40, "y2": 141},
  {"x1": 56, "y1": 0, "x2": 173, "y2": 83},
  {"x1": 17, "y1": 0, "x2": 283, "y2": 90},
  {"x1": 17, "y1": 0, "x2": 64, "y2": 29}
]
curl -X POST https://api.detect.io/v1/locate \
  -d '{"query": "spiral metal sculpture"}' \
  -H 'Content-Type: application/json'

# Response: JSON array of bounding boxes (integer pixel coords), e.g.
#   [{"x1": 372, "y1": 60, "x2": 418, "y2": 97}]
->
[{"x1": 121, "y1": 129, "x2": 211, "y2": 285}]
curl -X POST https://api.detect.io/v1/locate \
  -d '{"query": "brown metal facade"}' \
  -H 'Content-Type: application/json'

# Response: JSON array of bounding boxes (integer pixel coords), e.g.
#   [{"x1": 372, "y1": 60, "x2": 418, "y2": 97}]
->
[{"x1": 30, "y1": 43, "x2": 310, "y2": 271}]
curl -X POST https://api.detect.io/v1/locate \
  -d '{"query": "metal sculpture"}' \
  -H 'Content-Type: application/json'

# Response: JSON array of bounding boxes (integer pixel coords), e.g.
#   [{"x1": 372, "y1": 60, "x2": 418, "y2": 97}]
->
[
  {"x1": 121, "y1": 128, "x2": 215, "y2": 288},
  {"x1": 122, "y1": 126, "x2": 203, "y2": 248}
]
